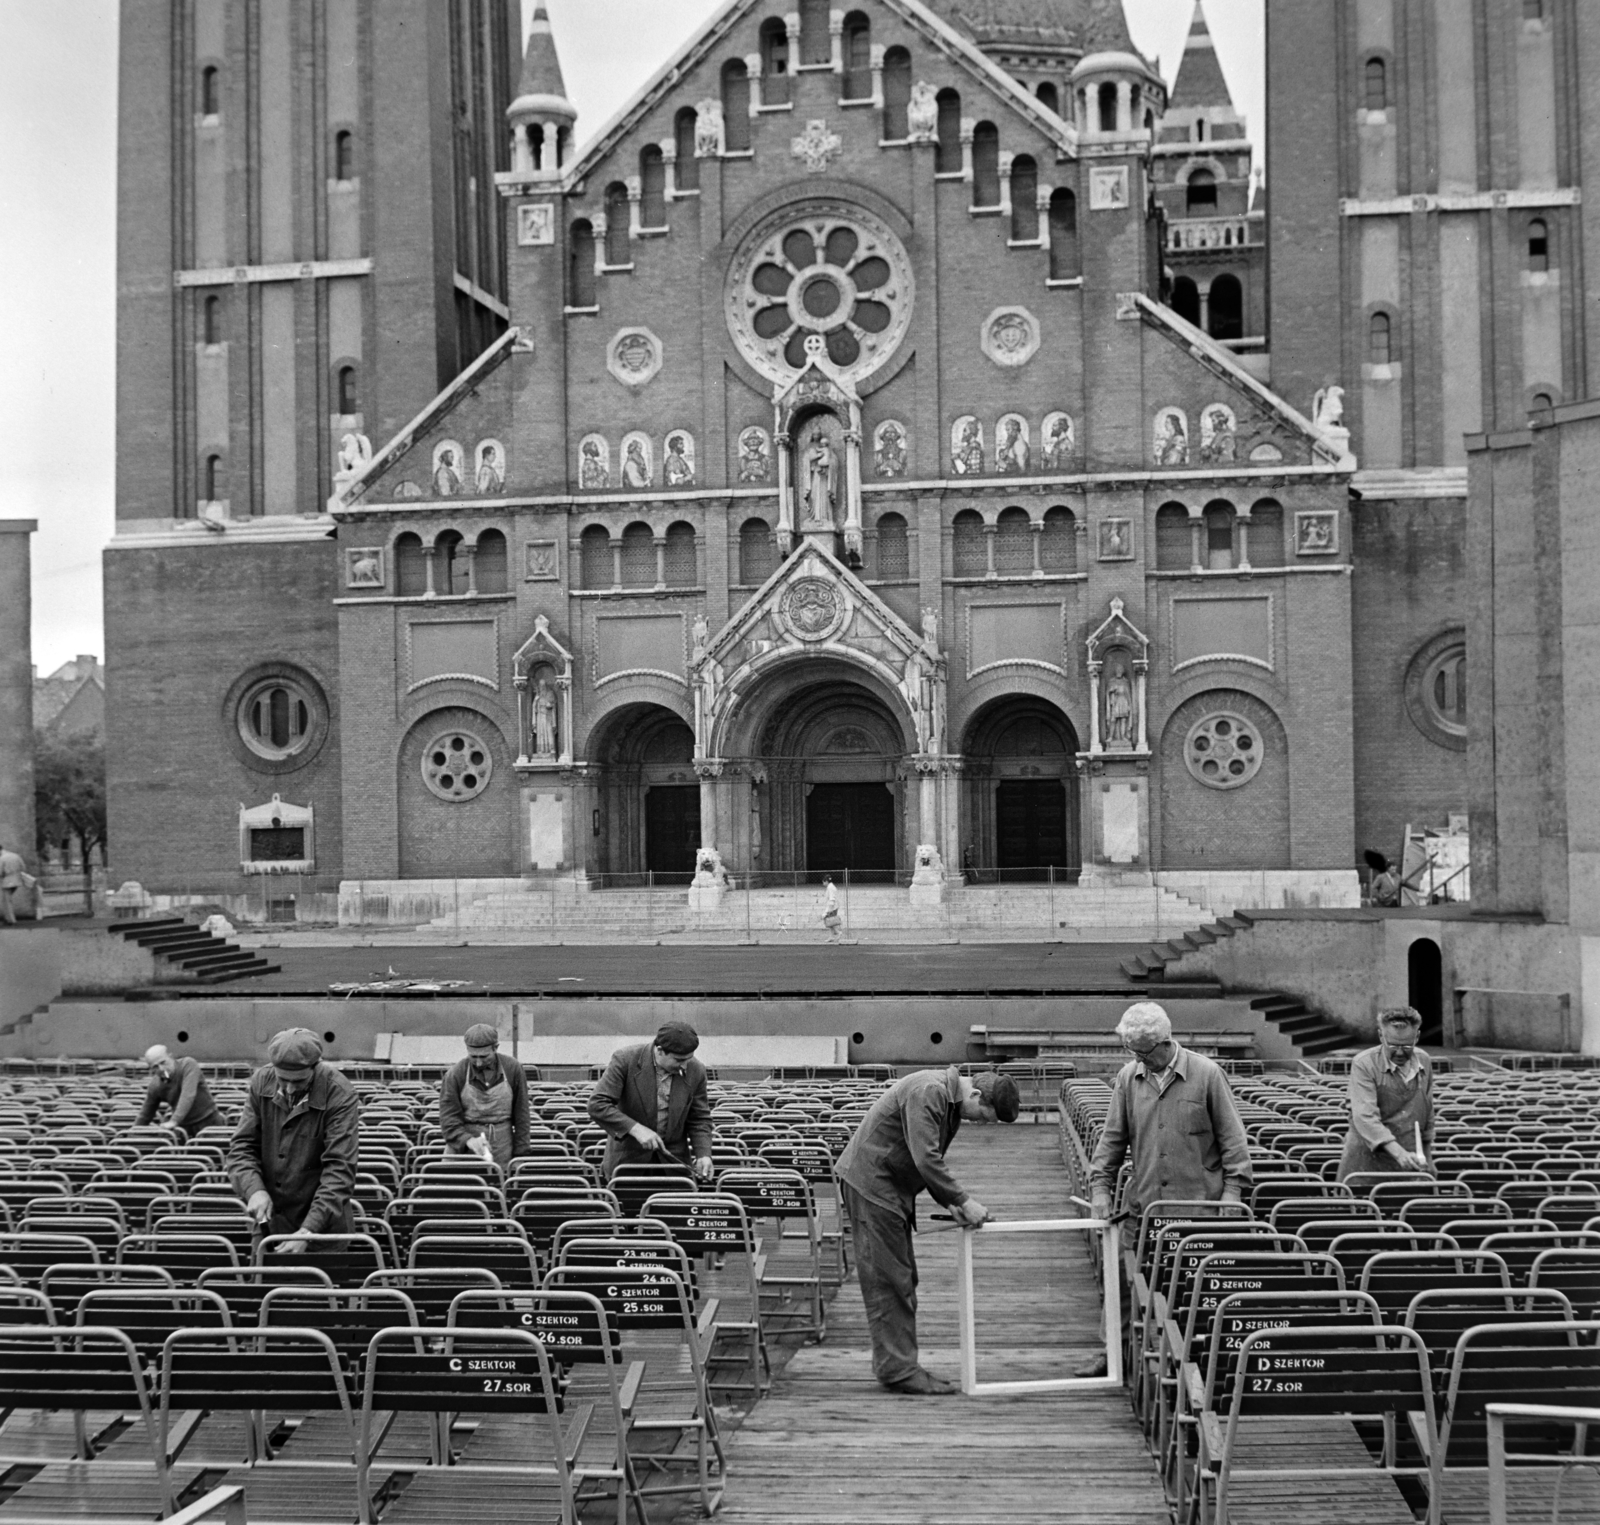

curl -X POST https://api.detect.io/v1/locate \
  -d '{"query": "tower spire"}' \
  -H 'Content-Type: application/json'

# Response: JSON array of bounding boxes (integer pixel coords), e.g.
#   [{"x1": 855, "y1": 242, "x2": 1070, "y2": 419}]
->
[{"x1": 507, "y1": 2, "x2": 577, "y2": 177}]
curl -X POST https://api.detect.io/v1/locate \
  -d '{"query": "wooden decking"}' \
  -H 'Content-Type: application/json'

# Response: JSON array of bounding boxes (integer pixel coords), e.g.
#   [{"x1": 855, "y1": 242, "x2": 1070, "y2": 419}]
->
[{"x1": 715, "y1": 1123, "x2": 1169, "y2": 1524}]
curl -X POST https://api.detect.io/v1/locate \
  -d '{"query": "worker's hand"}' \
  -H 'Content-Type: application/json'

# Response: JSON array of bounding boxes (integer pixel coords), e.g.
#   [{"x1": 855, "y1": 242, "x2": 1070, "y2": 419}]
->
[
  {"x1": 693, "y1": 1155, "x2": 714, "y2": 1181},
  {"x1": 274, "y1": 1232, "x2": 310, "y2": 1255},
  {"x1": 466, "y1": 1135, "x2": 493, "y2": 1163},
  {"x1": 246, "y1": 1190, "x2": 274, "y2": 1226},
  {"x1": 1387, "y1": 1146, "x2": 1427, "y2": 1174},
  {"x1": 629, "y1": 1123, "x2": 666, "y2": 1154},
  {"x1": 1220, "y1": 1187, "x2": 1243, "y2": 1207},
  {"x1": 1091, "y1": 1194, "x2": 1112, "y2": 1223},
  {"x1": 951, "y1": 1198, "x2": 990, "y2": 1228}
]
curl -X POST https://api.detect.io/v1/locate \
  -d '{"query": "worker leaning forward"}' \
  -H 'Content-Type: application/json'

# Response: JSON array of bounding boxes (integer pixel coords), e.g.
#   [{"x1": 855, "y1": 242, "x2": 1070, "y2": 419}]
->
[
  {"x1": 587, "y1": 1020, "x2": 714, "y2": 1181},
  {"x1": 836, "y1": 1065, "x2": 1021, "y2": 1396},
  {"x1": 438, "y1": 1021, "x2": 531, "y2": 1170},
  {"x1": 137, "y1": 1044, "x2": 222, "y2": 1138},
  {"x1": 1338, "y1": 1005, "x2": 1434, "y2": 1180}
]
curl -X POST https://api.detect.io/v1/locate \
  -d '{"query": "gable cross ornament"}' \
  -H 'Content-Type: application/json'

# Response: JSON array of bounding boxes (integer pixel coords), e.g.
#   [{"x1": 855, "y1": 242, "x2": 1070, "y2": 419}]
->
[{"x1": 792, "y1": 119, "x2": 843, "y2": 173}]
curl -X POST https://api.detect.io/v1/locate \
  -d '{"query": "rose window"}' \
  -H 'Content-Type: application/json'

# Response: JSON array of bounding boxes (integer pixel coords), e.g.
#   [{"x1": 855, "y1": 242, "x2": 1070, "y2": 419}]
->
[
  {"x1": 1184, "y1": 713, "x2": 1263, "y2": 790},
  {"x1": 727, "y1": 204, "x2": 915, "y2": 385},
  {"x1": 422, "y1": 729, "x2": 493, "y2": 802}
]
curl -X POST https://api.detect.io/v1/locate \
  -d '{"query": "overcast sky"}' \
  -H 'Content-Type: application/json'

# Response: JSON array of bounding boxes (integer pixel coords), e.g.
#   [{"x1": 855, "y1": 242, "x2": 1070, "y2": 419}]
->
[{"x1": 0, "y1": 0, "x2": 1261, "y2": 675}]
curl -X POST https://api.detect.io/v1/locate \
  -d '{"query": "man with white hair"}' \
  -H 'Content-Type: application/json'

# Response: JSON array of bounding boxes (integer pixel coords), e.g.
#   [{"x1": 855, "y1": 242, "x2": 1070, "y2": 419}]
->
[
  {"x1": 135, "y1": 1044, "x2": 221, "y2": 1138},
  {"x1": 1077, "y1": 1002, "x2": 1252, "y2": 1375}
]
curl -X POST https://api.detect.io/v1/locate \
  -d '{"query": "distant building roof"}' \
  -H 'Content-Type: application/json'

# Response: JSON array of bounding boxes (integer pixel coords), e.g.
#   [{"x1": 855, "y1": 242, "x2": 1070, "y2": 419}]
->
[
  {"x1": 33, "y1": 655, "x2": 104, "y2": 736},
  {"x1": 927, "y1": 0, "x2": 1136, "y2": 55},
  {"x1": 1167, "y1": 1, "x2": 1236, "y2": 113}
]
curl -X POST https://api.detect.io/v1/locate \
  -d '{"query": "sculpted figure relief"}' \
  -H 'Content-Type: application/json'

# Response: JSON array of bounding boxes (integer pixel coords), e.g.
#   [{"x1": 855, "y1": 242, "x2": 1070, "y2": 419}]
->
[
  {"x1": 1105, "y1": 668, "x2": 1134, "y2": 747},
  {"x1": 737, "y1": 427, "x2": 771, "y2": 482},
  {"x1": 664, "y1": 431, "x2": 696, "y2": 487},
  {"x1": 802, "y1": 426, "x2": 837, "y2": 526},
  {"x1": 694, "y1": 98, "x2": 725, "y2": 157},
  {"x1": 906, "y1": 81, "x2": 938, "y2": 142},
  {"x1": 531, "y1": 676, "x2": 559, "y2": 757},
  {"x1": 874, "y1": 421, "x2": 907, "y2": 479}
]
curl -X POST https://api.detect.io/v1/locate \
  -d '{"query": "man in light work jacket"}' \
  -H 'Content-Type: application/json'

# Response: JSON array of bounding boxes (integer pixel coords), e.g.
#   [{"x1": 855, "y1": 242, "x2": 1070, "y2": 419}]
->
[
  {"x1": 1082, "y1": 1002, "x2": 1252, "y2": 1376},
  {"x1": 587, "y1": 1021, "x2": 714, "y2": 1180},
  {"x1": 137, "y1": 1044, "x2": 222, "y2": 1138},
  {"x1": 1338, "y1": 1006, "x2": 1434, "y2": 1179},
  {"x1": 836, "y1": 1066, "x2": 1021, "y2": 1396}
]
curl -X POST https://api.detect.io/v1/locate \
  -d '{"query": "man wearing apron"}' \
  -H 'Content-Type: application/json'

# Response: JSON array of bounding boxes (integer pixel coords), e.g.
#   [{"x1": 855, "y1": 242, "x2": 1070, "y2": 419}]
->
[
  {"x1": 1338, "y1": 1006, "x2": 1434, "y2": 1180},
  {"x1": 438, "y1": 1023, "x2": 531, "y2": 1170}
]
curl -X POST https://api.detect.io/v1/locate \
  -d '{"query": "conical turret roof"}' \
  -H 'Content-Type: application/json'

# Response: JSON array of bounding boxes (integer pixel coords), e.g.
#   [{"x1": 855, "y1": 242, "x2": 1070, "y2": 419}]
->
[
  {"x1": 1167, "y1": 1, "x2": 1235, "y2": 112},
  {"x1": 510, "y1": 2, "x2": 575, "y2": 121}
]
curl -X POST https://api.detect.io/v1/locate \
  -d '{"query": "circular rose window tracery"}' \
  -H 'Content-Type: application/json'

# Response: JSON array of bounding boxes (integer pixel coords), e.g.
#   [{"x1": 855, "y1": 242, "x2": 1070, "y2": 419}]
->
[
  {"x1": 728, "y1": 204, "x2": 915, "y2": 386},
  {"x1": 422, "y1": 729, "x2": 494, "y2": 802},
  {"x1": 1184, "y1": 712, "x2": 1263, "y2": 790}
]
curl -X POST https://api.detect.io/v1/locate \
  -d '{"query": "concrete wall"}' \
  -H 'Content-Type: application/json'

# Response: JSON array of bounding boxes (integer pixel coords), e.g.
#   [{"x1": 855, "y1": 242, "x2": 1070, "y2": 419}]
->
[{"x1": 0, "y1": 928, "x2": 163, "y2": 1023}]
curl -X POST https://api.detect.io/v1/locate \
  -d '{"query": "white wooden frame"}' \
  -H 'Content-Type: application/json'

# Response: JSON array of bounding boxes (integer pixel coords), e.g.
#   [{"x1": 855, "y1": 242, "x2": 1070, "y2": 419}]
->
[{"x1": 954, "y1": 1217, "x2": 1122, "y2": 1396}]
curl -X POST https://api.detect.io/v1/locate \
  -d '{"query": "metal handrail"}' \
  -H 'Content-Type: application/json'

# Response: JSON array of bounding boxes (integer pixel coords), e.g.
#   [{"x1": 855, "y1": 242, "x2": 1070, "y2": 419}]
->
[{"x1": 1485, "y1": 1402, "x2": 1600, "y2": 1525}]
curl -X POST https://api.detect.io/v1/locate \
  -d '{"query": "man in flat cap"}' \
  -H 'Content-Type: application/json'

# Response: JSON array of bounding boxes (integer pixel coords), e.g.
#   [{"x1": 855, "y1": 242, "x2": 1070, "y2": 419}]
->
[
  {"x1": 588, "y1": 1021, "x2": 713, "y2": 1181},
  {"x1": 136, "y1": 1044, "x2": 222, "y2": 1138},
  {"x1": 438, "y1": 1022, "x2": 531, "y2": 1170},
  {"x1": 227, "y1": 1028, "x2": 360, "y2": 1252},
  {"x1": 836, "y1": 1066, "x2": 1021, "y2": 1395}
]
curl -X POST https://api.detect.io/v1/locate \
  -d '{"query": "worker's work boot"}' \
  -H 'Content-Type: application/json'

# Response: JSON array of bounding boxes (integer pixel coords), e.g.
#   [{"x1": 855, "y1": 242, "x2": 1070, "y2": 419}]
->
[{"x1": 884, "y1": 1368, "x2": 960, "y2": 1395}]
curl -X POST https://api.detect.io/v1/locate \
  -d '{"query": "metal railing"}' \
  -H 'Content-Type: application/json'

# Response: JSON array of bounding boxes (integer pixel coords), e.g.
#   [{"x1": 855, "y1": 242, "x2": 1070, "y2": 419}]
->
[{"x1": 1485, "y1": 1403, "x2": 1600, "y2": 1525}]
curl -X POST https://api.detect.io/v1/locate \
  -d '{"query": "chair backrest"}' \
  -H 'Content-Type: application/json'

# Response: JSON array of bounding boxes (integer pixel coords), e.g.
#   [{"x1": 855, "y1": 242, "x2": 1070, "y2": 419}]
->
[
  {"x1": 1533, "y1": 1192, "x2": 1600, "y2": 1233},
  {"x1": 159, "y1": 1327, "x2": 353, "y2": 1447},
  {"x1": 1529, "y1": 1248, "x2": 1600, "y2": 1318},
  {"x1": 545, "y1": 1259, "x2": 697, "y2": 1332},
  {"x1": 1161, "y1": 1235, "x2": 1311, "y2": 1316},
  {"x1": 1149, "y1": 1223, "x2": 1276, "y2": 1303},
  {"x1": 151, "y1": 1213, "x2": 255, "y2": 1257},
  {"x1": 1359, "y1": 1251, "x2": 1511, "y2": 1323},
  {"x1": 1326, "y1": 1230, "x2": 1450, "y2": 1284},
  {"x1": 1133, "y1": 1202, "x2": 1255, "y2": 1274},
  {"x1": 257, "y1": 1233, "x2": 385, "y2": 1286},
  {"x1": 1439, "y1": 1319, "x2": 1600, "y2": 1462},
  {"x1": 1180, "y1": 1252, "x2": 1344, "y2": 1352},
  {"x1": 1369, "y1": 1177, "x2": 1464, "y2": 1217},
  {"x1": 261, "y1": 1287, "x2": 419, "y2": 1377},
  {"x1": 1480, "y1": 1229, "x2": 1600, "y2": 1283},
  {"x1": 1247, "y1": 1176, "x2": 1342, "y2": 1215},
  {"x1": 196, "y1": 1265, "x2": 335, "y2": 1325},
  {"x1": 448, "y1": 1287, "x2": 621, "y2": 1366},
  {"x1": 408, "y1": 1233, "x2": 540, "y2": 1287},
  {"x1": 0, "y1": 1326, "x2": 154, "y2": 1426},
  {"x1": 1268, "y1": 1198, "x2": 1380, "y2": 1236},
  {"x1": 75, "y1": 1287, "x2": 231, "y2": 1361},
  {"x1": 1399, "y1": 1195, "x2": 1503, "y2": 1238},
  {"x1": 0, "y1": 1232, "x2": 101, "y2": 1284},
  {"x1": 715, "y1": 1167, "x2": 817, "y2": 1225},
  {"x1": 640, "y1": 1192, "x2": 758, "y2": 1258},
  {"x1": 549, "y1": 1216, "x2": 672, "y2": 1266},
  {"x1": 20, "y1": 1215, "x2": 122, "y2": 1257},
  {"x1": 609, "y1": 1165, "x2": 697, "y2": 1218},
  {"x1": 1438, "y1": 1214, "x2": 1553, "y2": 1251},
  {"x1": 362, "y1": 1267, "x2": 503, "y2": 1326},
  {"x1": 117, "y1": 1233, "x2": 239, "y2": 1282}
]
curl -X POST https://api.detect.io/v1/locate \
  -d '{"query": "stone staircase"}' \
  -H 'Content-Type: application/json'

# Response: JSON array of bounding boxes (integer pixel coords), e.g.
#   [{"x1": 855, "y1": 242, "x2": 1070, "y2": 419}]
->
[{"x1": 108, "y1": 916, "x2": 281, "y2": 984}]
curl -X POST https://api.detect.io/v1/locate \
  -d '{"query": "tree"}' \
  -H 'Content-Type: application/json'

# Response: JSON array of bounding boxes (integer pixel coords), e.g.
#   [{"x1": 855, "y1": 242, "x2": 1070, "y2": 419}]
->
[{"x1": 33, "y1": 730, "x2": 107, "y2": 916}]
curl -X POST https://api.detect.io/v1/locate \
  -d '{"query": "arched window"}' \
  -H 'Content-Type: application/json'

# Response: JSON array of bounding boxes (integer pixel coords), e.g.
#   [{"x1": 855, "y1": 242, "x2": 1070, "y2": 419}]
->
[
  {"x1": 1531, "y1": 390, "x2": 1555, "y2": 414},
  {"x1": 995, "y1": 506, "x2": 1032, "y2": 575},
  {"x1": 639, "y1": 146, "x2": 666, "y2": 227},
  {"x1": 336, "y1": 365, "x2": 357, "y2": 416},
  {"x1": 843, "y1": 12, "x2": 872, "y2": 98},
  {"x1": 1246, "y1": 500, "x2": 1284, "y2": 568},
  {"x1": 1171, "y1": 276, "x2": 1200, "y2": 325},
  {"x1": 1097, "y1": 82, "x2": 1118, "y2": 133},
  {"x1": 395, "y1": 532, "x2": 426, "y2": 595},
  {"x1": 1041, "y1": 506, "x2": 1076, "y2": 572},
  {"x1": 1528, "y1": 218, "x2": 1549, "y2": 272},
  {"x1": 739, "y1": 517, "x2": 775, "y2": 585},
  {"x1": 1010, "y1": 154, "x2": 1037, "y2": 241},
  {"x1": 203, "y1": 294, "x2": 221, "y2": 346},
  {"x1": 760, "y1": 19, "x2": 791, "y2": 106},
  {"x1": 663, "y1": 521, "x2": 697, "y2": 586},
  {"x1": 474, "y1": 529, "x2": 508, "y2": 593},
  {"x1": 935, "y1": 89, "x2": 962, "y2": 173},
  {"x1": 569, "y1": 220, "x2": 596, "y2": 308},
  {"x1": 972, "y1": 121, "x2": 1000, "y2": 207},
  {"x1": 200, "y1": 65, "x2": 219, "y2": 117},
  {"x1": 1036, "y1": 81, "x2": 1059, "y2": 114},
  {"x1": 604, "y1": 182, "x2": 630, "y2": 266},
  {"x1": 1364, "y1": 57, "x2": 1387, "y2": 111},
  {"x1": 952, "y1": 509, "x2": 987, "y2": 577},
  {"x1": 1208, "y1": 274, "x2": 1243, "y2": 341},
  {"x1": 800, "y1": 0, "x2": 830, "y2": 66},
  {"x1": 1186, "y1": 168, "x2": 1216, "y2": 215},
  {"x1": 1369, "y1": 310, "x2": 1393, "y2": 366},
  {"x1": 875, "y1": 512, "x2": 909, "y2": 581},
  {"x1": 334, "y1": 129, "x2": 355, "y2": 181},
  {"x1": 1195, "y1": 117, "x2": 1206, "y2": 141},
  {"x1": 722, "y1": 60, "x2": 751, "y2": 151},
  {"x1": 1049, "y1": 188, "x2": 1079, "y2": 279},
  {"x1": 204, "y1": 453, "x2": 222, "y2": 503},
  {"x1": 883, "y1": 47, "x2": 911, "y2": 138},
  {"x1": 1155, "y1": 502, "x2": 1191, "y2": 570},
  {"x1": 621, "y1": 521, "x2": 655, "y2": 587},
  {"x1": 1204, "y1": 502, "x2": 1236, "y2": 571},
  {"x1": 580, "y1": 525, "x2": 613, "y2": 589},
  {"x1": 437, "y1": 529, "x2": 470, "y2": 594},
  {"x1": 674, "y1": 108, "x2": 700, "y2": 189}
]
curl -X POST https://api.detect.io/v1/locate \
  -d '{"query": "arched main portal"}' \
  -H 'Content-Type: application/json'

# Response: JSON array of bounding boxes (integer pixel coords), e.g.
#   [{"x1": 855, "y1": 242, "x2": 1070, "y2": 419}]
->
[
  {"x1": 962, "y1": 697, "x2": 1081, "y2": 881},
  {"x1": 589, "y1": 704, "x2": 699, "y2": 883}
]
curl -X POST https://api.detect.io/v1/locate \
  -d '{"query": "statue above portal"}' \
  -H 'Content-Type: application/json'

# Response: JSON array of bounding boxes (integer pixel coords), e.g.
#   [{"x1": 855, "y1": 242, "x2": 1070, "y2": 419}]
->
[{"x1": 801, "y1": 426, "x2": 837, "y2": 528}]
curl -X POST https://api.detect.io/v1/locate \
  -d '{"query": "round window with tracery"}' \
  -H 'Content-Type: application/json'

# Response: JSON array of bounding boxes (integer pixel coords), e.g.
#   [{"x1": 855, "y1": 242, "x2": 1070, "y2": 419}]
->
[
  {"x1": 1184, "y1": 712, "x2": 1263, "y2": 790},
  {"x1": 421, "y1": 730, "x2": 493, "y2": 802},
  {"x1": 239, "y1": 677, "x2": 317, "y2": 762},
  {"x1": 726, "y1": 203, "x2": 915, "y2": 385}
]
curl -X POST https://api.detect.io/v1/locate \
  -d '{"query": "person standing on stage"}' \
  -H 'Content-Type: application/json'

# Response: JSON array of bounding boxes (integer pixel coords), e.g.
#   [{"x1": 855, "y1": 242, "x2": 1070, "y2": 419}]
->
[
  {"x1": 136, "y1": 1044, "x2": 222, "y2": 1138},
  {"x1": 438, "y1": 1022, "x2": 531, "y2": 1170},
  {"x1": 836, "y1": 1066, "x2": 1021, "y2": 1396},
  {"x1": 1338, "y1": 1006, "x2": 1434, "y2": 1179},
  {"x1": 587, "y1": 1021, "x2": 714, "y2": 1181}
]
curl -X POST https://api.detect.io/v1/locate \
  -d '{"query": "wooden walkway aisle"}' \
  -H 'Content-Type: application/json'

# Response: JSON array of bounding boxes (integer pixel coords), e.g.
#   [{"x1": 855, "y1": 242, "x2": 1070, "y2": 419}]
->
[{"x1": 715, "y1": 1123, "x2": 1169, "y2": 1524}]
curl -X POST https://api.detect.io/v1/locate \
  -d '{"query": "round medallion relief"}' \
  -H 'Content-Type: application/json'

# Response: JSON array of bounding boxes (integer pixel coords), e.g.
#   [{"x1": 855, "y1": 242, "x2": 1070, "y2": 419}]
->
[
  {"x1": 1183, "y1": 712, "x2": 1263, "y2": 790},
  {"x1": 421, "y1": 729, "x2": 494, "y2": 802},
  {"x1": 779, "y1": 578, "x2": 849, "y2": 643}
]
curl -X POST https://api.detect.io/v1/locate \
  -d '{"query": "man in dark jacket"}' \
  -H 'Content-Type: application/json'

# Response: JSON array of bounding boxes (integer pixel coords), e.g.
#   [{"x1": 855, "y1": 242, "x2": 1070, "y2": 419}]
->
[
  {"x1": 836, "y1": 1066, "x2": 1021, "y2": 1395},
  {"x1": 438, "y1": 1022, "x2": 531, "y2": 1170},
  {"x1": 227, "y1": 1028, "x2": 359, "y2": 1252},
  {"x1": 137, "y1": 1044, "x2": 222, "y2": 1137},
  {"x1": 587, "y1": 1021, "x2": 713, "y2": 1180}
]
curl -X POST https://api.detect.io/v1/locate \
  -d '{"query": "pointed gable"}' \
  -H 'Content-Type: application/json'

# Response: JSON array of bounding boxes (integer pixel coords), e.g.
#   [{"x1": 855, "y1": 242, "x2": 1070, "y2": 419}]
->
[{"x1": 1167, "y1": 2, "x2": 1236, "y2": 115}]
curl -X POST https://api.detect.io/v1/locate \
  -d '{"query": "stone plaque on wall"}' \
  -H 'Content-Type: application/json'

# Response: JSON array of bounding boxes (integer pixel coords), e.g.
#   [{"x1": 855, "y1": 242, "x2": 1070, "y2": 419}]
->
[
  {"x1": 408, "y1": 618, "x2": 498, "y2": 690},
  {"x1": 1170, "y1": 595, "x2": 1273, "y2": 672},
  {"x1": 594, "y1": 613, "x2": 686, "y2": 686},
  {"x1": 966, "y1": 601, "x2": 1065, "y2": 678}
]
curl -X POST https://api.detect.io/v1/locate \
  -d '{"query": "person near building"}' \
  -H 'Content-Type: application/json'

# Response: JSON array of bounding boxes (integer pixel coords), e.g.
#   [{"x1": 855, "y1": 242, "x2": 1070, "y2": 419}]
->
[
  {"x1": 820, "y1": 875, "x2": 842, "y2": 943},
  {"x1": 227, "y1": 1028, "x2": 359, "y2": 1252},
  {"x1": 136, "y1": 1044, "x2": 222, "y2": 1138},
  {"x1": 836, "y1": 1065, "x2": 1021, "y2": 1395},
  {"x1": 438, "y1": 1022, "x2": 531, "y2": 1170},
  {"x1": 1080, "y1": 1002, "x2": 1253, "y2": 1376},
  {"x1": 1338, "y1": 1006, "x2": 1434, "y2": 1180},
  {"x1": 587, "y1": 1021, "x2": 713, "y2": 1180},
  {"x1": 0, "y1": 843, "x2": 27, "y2": 925}
]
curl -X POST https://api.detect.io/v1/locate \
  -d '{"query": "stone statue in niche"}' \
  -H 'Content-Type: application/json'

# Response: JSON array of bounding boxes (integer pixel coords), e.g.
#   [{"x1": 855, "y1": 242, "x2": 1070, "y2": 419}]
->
[
  {"x1": 1103, "y1": 651, "x2": 1135, "y2": 748},
  {"x1": 531, "y1": 674, "x2": 559, "y2": 758},
  {"x1": 1312, "y1": 385, "x2": 1345, "y2": 430},
  {"x1": 694, "y1": 98, "x2": 725, "y2": 157},
  {"x1": 737, "y1": 427, "x2": 771, "y2": 482},
  {"x1": 874, "y1": 421, "x2": 907, "y2": 478},
  {"x1": 907, "y1": 81, "x2": 938, "y2": 142},
  {"x1": 801, "y1": 426, "x2": 838, "y2": 526}
]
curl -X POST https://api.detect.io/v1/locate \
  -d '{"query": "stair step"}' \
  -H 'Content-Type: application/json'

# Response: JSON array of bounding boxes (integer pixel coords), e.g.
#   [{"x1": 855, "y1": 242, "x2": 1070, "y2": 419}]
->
[
  {"x1": 110, "y1": 917, "x2": 186, "y2": 939},
  {"x1": 170, "y1": 948, "x2": 250, "y2": 969},
  {"x1": 195, "y1": 961, "x2": 279, "y2": 983},
  {"x1": 1298, "y1": 1032, "x2": 1352, "y2": 1057},
  {"x1": 1216, "y1": 915, "x2": 1252, "y2": 931}
]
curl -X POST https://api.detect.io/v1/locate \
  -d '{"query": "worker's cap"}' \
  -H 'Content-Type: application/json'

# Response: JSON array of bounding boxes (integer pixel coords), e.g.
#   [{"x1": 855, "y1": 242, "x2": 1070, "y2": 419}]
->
[
  {"x1": 654, "y1": 1021, "x2": 700, "y2": 1056},
  {"x1": 142, "y1": 1044, "x2": 171, "y2": 1067},
  {"x1": 1378, "y1": 1006, "x2": 1423, "y2": 1030},
  {"x1": 463, "y1": 1023, "x2": 499, "y2": 1052},
  {"x1": 267, "y1": 1027, "x2": 323, "y2": 1077},
  {"x1": 973, "y1": 1070, "x2": 1022, "y2": 1124}
]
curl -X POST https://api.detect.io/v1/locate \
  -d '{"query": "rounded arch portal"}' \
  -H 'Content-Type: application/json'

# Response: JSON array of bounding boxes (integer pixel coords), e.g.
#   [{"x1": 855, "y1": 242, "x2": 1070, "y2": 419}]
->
[
  {"x1": 587, "y1": 702, "x2": 699, "y2": 882},
  {"x1": 960, "y1": 696, "x2": 1081, "y2": 881}
]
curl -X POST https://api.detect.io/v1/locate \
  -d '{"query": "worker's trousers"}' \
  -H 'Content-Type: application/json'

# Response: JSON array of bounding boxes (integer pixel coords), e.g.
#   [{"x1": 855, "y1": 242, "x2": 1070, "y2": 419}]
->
[{"x1": 841, "y1": 1183, "x2": 921, "y2": 1385}]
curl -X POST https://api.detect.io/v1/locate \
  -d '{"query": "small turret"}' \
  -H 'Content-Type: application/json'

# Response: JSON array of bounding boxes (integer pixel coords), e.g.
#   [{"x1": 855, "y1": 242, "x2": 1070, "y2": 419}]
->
[
  {"x1": 507, "y1": 2, "x2": 576, "y2": 177},
  {"x1": 1070, "y1": 44, "x2": 1165, "y2": 143}
]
